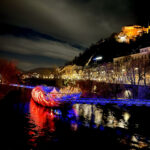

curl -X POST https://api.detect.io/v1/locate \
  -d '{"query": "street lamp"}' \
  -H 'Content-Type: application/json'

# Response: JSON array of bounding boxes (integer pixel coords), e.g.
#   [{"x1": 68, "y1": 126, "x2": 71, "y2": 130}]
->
[
  {"x1": 93, "y1": 56, "x2": 103, "y2": 66},
  {"x1": 93, "y1": 56, "x2": 103, "y2": 61}
]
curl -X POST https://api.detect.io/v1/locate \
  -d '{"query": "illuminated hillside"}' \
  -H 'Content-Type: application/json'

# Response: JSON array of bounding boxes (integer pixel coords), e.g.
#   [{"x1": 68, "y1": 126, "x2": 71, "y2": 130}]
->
[
  {"x1": 115, "y1": 25, "x2": 150, "y2": 43},
  {"x1": 67, "y1": 24, "x2": 150, "y2": 67}
]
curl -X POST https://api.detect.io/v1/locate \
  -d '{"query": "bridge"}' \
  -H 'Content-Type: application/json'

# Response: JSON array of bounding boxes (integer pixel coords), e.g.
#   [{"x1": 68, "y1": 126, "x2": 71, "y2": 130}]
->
[{"x1": 5, "y1": 83, "x2": 150, "y2": 107}]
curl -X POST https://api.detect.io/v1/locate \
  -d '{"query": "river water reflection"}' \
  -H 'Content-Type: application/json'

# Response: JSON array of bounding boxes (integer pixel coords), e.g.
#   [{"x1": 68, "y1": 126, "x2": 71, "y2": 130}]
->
[{"x1": 0, "y1": 87, "x2": 150, "y2": 149}]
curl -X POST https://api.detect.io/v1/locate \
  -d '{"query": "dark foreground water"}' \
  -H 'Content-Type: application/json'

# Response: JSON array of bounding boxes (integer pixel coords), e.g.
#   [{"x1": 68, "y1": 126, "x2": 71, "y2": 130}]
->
[{"x1": 0, "y1": 87, "x2": 150, "y2": 150}]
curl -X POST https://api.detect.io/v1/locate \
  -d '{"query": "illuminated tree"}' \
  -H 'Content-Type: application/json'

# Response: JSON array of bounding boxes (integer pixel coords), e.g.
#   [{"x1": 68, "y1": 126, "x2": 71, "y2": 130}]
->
[
  {"x1": 0, "y1": 59, "x2": 20, "y2": 83},
  {"x1": 116, "y1": 53, "x2": 150, "y2": 98},
  {"x1": 97, "y1": 63, "x2": 123, "y2": 99},
  {"x1": 120, "y1": 55, "x2": 150, "y2": 86}
]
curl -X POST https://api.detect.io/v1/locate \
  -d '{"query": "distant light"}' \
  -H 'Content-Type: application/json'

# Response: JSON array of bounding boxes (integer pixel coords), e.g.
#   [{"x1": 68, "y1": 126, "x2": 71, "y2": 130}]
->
[
  {"x1": 93, "y1": 56, "x2": 103, "y2": 61},
  {"x1": 119, "y1": 35, "x2": 127, "y2": 42}
]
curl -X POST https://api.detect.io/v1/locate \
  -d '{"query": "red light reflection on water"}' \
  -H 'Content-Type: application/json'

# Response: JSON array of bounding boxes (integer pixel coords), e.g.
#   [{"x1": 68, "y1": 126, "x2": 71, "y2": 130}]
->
[
  {"x1": 30, "y1": 99, "x2": 56, "y2": 132},
  {"x1": 28, "y1": 99, "x2": 56, "y2": 146}
]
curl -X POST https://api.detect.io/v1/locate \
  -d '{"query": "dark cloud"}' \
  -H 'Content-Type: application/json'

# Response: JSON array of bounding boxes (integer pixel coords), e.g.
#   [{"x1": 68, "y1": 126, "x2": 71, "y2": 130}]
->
[
  {"x1": 0, "y1": 0, "x2": 149, "y2": 70},
  {"x1": 0, "y1": 0, "x2": 136, "y2": 46},
  {"x1": 0, "y1": 34, "x2": 82, "y2": 70},
  {"x1": 0, "y1": 50, "x2": 66, "y2": 70}
]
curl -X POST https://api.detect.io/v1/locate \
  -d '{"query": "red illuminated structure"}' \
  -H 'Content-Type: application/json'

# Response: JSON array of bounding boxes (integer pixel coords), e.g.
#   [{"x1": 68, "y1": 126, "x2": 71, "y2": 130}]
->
[
  {"x1": 31, "y1": 86, "x2": 60, "y2": 107},
  {"x1": 31, "y1": 86, "x2": 81, "y2": 107}
]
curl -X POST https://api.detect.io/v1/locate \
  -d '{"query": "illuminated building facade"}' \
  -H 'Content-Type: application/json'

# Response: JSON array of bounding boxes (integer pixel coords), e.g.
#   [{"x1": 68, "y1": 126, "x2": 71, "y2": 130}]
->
[
  {"x1": 113, "y1": 47, "x2": 150, "y2": 64},
  {"x1": 113, "y1": 47, "x2": 150, "y2": 85}
]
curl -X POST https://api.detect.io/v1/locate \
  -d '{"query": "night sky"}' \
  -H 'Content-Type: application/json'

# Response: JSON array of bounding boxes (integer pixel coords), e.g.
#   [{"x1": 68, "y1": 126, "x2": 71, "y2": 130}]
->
[{"x1": 0, "y1": 0, "x2": 149, "y2": 71}]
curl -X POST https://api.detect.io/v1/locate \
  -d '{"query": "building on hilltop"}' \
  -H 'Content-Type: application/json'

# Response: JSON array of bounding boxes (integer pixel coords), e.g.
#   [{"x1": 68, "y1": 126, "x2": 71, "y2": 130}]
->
[{"x1": 115, "y1": 25, "x2": 150, "y2": 43}]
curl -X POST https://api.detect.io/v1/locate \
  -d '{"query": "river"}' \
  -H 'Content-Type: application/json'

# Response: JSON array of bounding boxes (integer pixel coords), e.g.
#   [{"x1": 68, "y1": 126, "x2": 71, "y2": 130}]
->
[{"x1": 0, "y1": 86, "x2": 150, "y2": 149}]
